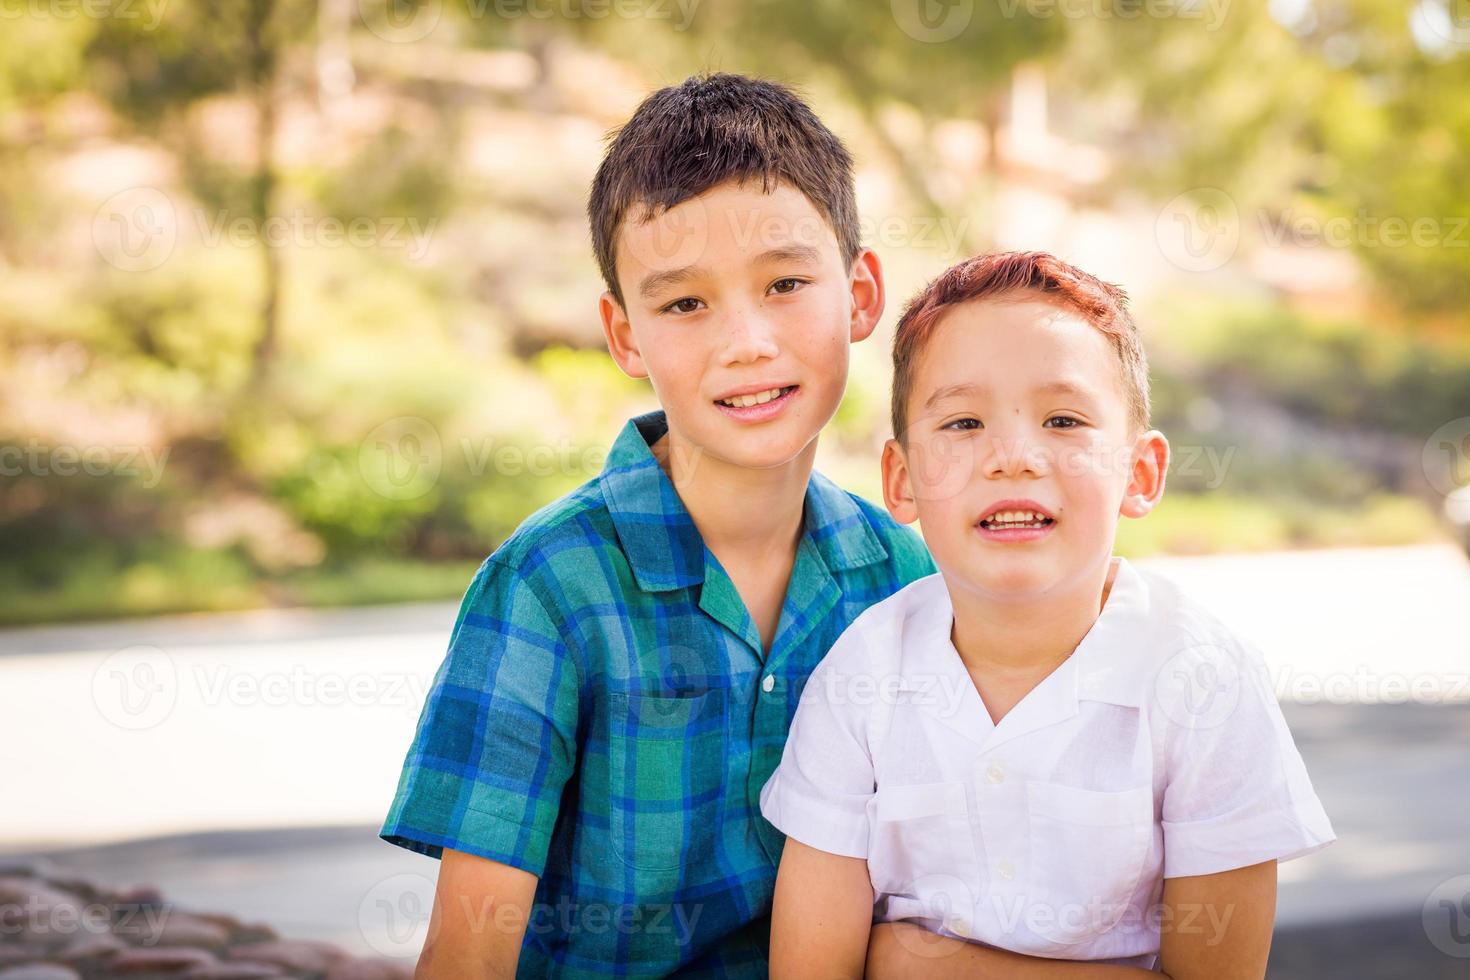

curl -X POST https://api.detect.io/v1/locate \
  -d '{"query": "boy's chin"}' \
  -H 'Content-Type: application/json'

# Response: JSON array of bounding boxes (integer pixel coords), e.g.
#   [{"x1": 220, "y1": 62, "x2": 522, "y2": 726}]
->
[{"x1": 699, "y1": 430, "x2": 820, "y2": 473}]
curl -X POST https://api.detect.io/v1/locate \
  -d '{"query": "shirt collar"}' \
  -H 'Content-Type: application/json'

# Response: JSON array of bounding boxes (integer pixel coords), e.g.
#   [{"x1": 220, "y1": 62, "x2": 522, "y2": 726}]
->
[
  {"x1": 599, "y1": 410, "x2": 889, "y2": 593},
  {"x1": 900, "y1": 557, "x2": 1150, "y2": 750}
]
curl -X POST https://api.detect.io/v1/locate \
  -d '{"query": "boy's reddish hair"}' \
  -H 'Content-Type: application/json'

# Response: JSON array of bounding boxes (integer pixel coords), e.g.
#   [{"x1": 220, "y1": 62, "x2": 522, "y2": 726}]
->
[{"x1": 890, "y1": 251, "x2": 1151, "y2": 439}]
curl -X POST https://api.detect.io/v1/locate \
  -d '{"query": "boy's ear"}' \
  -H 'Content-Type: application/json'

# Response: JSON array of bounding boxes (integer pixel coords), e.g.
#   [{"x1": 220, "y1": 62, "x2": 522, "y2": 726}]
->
[
  {"x1": 881, "y1": 437, "x2": 920, "y2": 525},
  {"x1": 848, "y1": 247, "x2": 885, "y2": 344},
  {"x1": 1120, "y1": 430, "x2": 1170, "y2": 519},
  {"x1": 600, "y1": 291, "x2": 648, "y2": 379}
]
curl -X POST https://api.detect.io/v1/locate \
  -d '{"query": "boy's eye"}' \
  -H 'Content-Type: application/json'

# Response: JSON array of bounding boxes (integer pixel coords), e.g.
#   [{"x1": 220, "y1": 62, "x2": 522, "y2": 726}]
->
[
  {"x1": 1044, "y1": 416, "x2": 1083, "y2": 429},
  {"x1": 769, "y1": 277, "x2": 806, "y2": 295},
  {"x1": 942, "y1": 418, "x2": 982, "y2": 431},
  {"x1": 662, "y1": 297, "x2": 704, "y2": 315}
]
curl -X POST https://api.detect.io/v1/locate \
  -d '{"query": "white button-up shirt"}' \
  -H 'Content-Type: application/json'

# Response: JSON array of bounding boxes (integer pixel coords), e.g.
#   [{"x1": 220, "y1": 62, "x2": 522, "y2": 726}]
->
[{"x1": 759, "y1": 557, "x2": 1335, "y2": 967}]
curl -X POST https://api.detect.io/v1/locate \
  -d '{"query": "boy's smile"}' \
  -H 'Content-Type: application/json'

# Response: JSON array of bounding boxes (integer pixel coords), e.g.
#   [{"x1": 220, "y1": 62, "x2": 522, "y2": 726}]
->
[
  {"x1": 975, "y1": 497, "x2": 1057, "y2": 542},
  {"x1": 599, "y1": 180, "x2": 882, "y2": 475}
]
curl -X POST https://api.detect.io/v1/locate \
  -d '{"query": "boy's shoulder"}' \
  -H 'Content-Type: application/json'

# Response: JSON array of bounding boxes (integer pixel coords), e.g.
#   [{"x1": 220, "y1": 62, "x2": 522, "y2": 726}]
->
[
  {"x1": 483, "y1": 475, "x2": 613, "y2": 574},
  {"x1": 811, "y1": 569, "x2": 947, "y2": 679},
  {"x1": 1116, "y1": 564, "x2": 1277, "y2": 715},
  {"x1": 1130, "y1": 564, "x2": 1258, "y2": 656}
]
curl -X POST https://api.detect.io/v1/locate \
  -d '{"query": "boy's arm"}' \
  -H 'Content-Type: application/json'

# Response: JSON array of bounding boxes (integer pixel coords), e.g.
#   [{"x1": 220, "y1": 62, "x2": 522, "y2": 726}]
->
[
  {"x1": 865, "y1": 860, "x2": 1277, "y2": 980},
  {"x1": 770, "y1": 838, "x2": 875, "y2": 980},
  {"x1": 416, "y1": 848, "x2": 538, "y2": 979}
]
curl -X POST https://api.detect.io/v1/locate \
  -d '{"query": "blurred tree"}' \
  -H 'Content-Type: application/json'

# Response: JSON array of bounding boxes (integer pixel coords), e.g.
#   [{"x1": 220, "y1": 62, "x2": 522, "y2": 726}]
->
[{"x1": 85, "y1": 0, "x2": 315, "y2": 390}]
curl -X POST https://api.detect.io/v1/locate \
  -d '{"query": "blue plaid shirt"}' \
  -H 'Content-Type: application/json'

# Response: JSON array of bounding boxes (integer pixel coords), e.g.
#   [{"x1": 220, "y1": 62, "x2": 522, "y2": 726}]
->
[{"x1": 381, "y1": 411, "x2": 934, "y2": 977}]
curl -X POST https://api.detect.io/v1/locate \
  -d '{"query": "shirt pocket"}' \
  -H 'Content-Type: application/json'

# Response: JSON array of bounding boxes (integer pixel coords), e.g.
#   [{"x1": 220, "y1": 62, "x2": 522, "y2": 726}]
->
[
  {"x1": 1024, "y1": 781, "x2": 1154, "y2": 946},
  {"x1": 868, "y1": 780, "x2": 977, "y2": 908},
  {"x1": 607, "y1": 689, "x2": 725, "y2": 875}
]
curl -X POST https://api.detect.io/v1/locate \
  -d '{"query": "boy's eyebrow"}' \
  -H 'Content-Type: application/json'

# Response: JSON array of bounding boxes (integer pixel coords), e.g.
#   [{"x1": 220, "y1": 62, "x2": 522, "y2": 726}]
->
[
  {"x1": 753, "y1": 245, "x2": 822, "y2": 266},
  {"x1": 638, "y1": 265, "x2": 704, "y2": 300},
  {"x1": 924, "y1": 382, "x2": 983, "y2": 410},
  {"x1": 923, "y1": 378, "x2": 1101, "y2": 410},
  {"x1": 636, "y1": 245, "x2": 823, "y2": 300}
]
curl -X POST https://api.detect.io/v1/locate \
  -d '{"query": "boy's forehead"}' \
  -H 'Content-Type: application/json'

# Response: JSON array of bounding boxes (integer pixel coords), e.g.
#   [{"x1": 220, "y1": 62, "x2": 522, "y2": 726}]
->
[
  {"x1": 914, "y1": 298, "x2": 1124, "y2": 406},
  {"x1": 614, "y1": 179, "x2": 842, "y2": 293}
]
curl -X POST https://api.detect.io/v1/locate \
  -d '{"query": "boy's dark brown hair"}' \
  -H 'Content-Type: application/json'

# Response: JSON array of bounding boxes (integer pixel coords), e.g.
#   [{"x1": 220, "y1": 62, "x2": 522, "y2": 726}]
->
[
  {"x1": 588, "y1": 73, "x2": 861, "y2": 307},
  {"x1": 891, "y1": 251, "x2": 1151, "y2": 439}
]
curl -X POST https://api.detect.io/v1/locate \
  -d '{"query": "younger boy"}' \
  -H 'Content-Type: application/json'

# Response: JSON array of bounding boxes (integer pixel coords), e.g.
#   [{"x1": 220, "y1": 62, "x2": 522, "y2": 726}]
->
[
  {"x1": 379, "y1": 74, "x2": 933, "y2": 978},
  {"x1": 761, "y1": 251, "x2": 1335, "y2": 977}
]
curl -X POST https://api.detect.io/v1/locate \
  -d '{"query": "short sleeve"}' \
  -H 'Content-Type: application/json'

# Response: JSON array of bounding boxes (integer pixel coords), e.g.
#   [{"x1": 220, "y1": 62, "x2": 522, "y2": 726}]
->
[
  {"x1": 380, "y1": 556, "x2": 581, "y2": 875},
  {"x1": 1157, "y1": 637, "x2": 1335, "y2": 878},
  {"x1": 759, "y1": 634, "x2": 880, "y2": 860}
]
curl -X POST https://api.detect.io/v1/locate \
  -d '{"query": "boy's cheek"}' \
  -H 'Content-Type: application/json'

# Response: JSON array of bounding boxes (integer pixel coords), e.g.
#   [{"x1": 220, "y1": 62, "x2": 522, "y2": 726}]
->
[{"x1": 906, "y1": 438, "x2": 978, "y2": 505}]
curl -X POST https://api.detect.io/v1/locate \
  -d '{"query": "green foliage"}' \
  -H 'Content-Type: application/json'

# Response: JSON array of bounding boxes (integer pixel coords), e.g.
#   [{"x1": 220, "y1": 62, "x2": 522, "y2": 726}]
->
[{"x1": 0, "y1": 2, "x2": 1465, "y2": 625}]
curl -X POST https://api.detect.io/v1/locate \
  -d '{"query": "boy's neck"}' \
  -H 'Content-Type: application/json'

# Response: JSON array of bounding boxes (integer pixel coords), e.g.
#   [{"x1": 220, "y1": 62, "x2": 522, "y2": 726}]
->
[
  {"x1": 649, "y1": 421, "x2": 814, "y2": 567},
  {"x1": 947, "y1": 557, "x2": 1118, "y2": 680}
]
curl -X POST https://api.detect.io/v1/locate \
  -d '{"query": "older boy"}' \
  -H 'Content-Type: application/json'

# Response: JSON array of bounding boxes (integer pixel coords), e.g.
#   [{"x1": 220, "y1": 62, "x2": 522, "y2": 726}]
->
[{"x1": 380, "y1": 74, "x2": 933, "y2": 978}]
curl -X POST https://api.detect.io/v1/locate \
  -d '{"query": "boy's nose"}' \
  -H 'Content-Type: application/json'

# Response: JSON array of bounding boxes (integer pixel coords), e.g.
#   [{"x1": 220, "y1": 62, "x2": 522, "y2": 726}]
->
[
  {"x1": 984, "y1": 435, "x2": 1050, "y2": 479},
  {"x1": 718, "y1": 308, "x2": 780, "y2": 365}
]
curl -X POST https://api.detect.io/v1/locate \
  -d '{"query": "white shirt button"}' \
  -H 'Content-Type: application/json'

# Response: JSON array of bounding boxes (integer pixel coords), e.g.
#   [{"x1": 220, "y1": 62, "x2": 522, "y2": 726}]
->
[
  {"x1": 762, "y1": 675, "x2": 775, "y2": 693},
  {"x1": 997, "y1": 860, "x2": 1016, "y2": 881},
  {"x1": 985, "y1": 765, "x2": 1006, "y2": 784},
  {"x1": 948, "y1": 917, "x2": 971, "y2": 938}
]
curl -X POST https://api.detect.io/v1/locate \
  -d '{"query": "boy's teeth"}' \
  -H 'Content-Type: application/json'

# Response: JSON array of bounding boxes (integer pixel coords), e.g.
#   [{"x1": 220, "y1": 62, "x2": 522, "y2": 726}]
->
[
  {"x1": 718, "y1": 387, "x2": 787, "y2": 408},
  {"x1": 984, "y1": 509, "x2": 1050, "y2": 527}
]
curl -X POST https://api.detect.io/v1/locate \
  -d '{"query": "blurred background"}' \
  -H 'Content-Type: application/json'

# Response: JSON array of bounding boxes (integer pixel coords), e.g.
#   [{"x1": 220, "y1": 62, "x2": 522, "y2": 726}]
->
[{"x1": 1, "y1": 0, "x2": 1468, "y2": 976}]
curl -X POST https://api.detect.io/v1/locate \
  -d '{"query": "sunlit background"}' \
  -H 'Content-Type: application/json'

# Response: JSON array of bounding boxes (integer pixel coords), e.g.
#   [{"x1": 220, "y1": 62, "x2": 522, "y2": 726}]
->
[{"x1": 2, "y1": 0, "x2": 1469, "y2": 976}]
